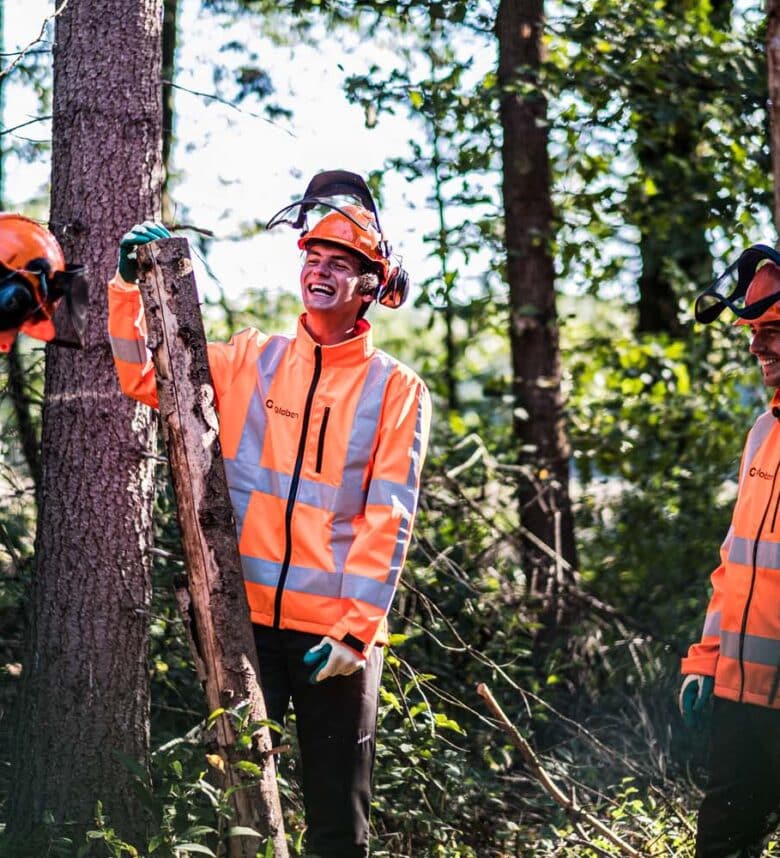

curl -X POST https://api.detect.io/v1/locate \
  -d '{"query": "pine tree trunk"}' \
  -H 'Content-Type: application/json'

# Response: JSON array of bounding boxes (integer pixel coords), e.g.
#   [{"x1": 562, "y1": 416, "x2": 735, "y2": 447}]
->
[
  {"x1": 769, "y1": 0, "x2": 780, "y2": 237},
  {"x1": 5, "y1": 0, "x2": 163, "y2": 849},
  {"x1": 496, "y1": 0, "x2": 578, "y2": 622}
]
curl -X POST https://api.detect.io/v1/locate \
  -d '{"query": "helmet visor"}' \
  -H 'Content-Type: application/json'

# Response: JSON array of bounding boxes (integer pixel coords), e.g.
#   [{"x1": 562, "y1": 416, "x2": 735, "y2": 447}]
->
[{"x1": 694, "y1": 244, "x2": 780, "y2": 324}]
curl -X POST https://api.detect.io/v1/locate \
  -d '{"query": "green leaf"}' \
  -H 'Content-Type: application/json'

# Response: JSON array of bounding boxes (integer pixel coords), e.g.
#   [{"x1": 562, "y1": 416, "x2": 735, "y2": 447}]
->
[
  {"x1": 227, "y1": 826, "x2": 262, "y2": 837},
  {"x1": 174, "y1": 845, "x2": 216, "y2": 857},
  {"x1": 207, "y1": 707, "x2": 226, "y2": 727},
  {"x1": 234, "y1": 760, "x2": 263, "y2": 776}
]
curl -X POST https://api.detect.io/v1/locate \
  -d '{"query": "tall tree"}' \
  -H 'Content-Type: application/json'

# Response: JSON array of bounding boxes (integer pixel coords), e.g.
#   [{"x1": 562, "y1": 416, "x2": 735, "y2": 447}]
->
[
  {"x1": 496, "y1": 0, "x2": 578, "y2": 619},
  {"x1": 769, "y1": 0, "x2": 780, "y2": 236},
  {"x1": 5, "y1": 0, "x2": 163, "y2": 849},
  {"x1": 161, "y1": 0, "x2": 177, "y2": 223}
]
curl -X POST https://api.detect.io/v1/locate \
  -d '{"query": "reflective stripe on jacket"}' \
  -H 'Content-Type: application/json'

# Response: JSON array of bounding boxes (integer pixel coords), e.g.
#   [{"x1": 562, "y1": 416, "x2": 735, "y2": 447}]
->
[
  {"x1": 682, "y1": 390, "x2": 780, "y2": 708},
  {"x1": 108, "y1": 275, "x2": 431, "y2": 655}
]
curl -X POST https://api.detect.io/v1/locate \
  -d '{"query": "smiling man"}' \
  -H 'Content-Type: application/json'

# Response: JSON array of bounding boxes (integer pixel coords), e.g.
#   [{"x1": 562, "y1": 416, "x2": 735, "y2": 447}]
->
[
  {"x1": 107, "y1": 181, "x2": 431, "y2": 858},
  {"x1": 683, "y1": 257, "x2": 780, "y2": 857}
]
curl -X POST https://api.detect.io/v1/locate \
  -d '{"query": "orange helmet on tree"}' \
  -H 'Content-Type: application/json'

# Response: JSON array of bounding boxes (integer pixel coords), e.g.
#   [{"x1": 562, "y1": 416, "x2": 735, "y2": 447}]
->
[{"x1": 0, "y1": 213, "x2": 86, "y2": 350}]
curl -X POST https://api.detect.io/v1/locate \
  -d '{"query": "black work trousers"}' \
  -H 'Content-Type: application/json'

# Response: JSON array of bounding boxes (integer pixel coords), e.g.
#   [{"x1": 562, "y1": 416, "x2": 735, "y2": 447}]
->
[
  {"x1": 695, "y1": 697, "x2": 780, "y2": 857},
  {"x1": 253, "y1": 625, "x2": 384, "y2": 858}
]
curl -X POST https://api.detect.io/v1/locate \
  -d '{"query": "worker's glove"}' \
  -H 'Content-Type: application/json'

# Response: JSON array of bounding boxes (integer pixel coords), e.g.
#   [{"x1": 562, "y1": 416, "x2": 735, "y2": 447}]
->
[
  {"x1": 303, "y1": 636, "x2": 366, "y2": 684},
  {"x1": 679, "y1": 674, "x2": 714, "y2": 729},
  {"x1": 117, "y1": 221, "x2": 171, "y2": 282}
]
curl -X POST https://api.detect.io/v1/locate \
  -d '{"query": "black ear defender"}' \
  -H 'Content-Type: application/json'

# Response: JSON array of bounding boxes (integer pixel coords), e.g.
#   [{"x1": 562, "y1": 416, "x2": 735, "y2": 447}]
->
[
  {"x1": 0, "y1": 277, "x2": 35, "y2": 331},
  {"x1": 378, "y1": 265, "x2": 409, "y2": 309}
]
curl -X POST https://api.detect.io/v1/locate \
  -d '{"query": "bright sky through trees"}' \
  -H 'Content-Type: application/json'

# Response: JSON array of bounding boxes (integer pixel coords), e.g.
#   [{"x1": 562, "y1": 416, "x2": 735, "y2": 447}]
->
[{"x1": 5, "y1": 0, "x2": 436, "y2": 305}]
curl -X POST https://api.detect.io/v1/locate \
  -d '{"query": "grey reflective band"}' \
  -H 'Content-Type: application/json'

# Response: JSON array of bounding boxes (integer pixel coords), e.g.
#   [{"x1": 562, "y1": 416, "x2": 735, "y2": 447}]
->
[
  {"x1": 728, "y1": 536, "x2": 780, "y2": 570},
  {"x1": 702, "y1": 610, "x2": 721, "y2": 638},
  {"x1": 110, "y1": 334, "x2": 147, "y2": 364},
  {"x1": 384, "y1": 387, "x2": 427, "y2": 589},
  {"x1": 720, "y1": 629, "x2": 780, "y2": 667},
  {"x1": 739, "y1": 411, "x2": 776, "y2": 493},
  {"x1": 224, "y1": 336, "x2": 288, "y2": 539},
  {"x1": 240, "y1": 555, "x2": 395, "y2": 610}
]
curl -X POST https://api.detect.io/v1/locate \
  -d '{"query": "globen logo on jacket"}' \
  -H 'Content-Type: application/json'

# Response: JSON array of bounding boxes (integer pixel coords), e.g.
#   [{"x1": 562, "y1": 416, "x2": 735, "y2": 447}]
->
[{"x1": 265, "y1": 399, "x2": 300, "y2": 420}]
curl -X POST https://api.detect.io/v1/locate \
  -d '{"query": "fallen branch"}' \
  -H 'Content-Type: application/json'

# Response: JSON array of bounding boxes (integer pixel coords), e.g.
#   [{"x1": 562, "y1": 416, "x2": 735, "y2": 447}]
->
[{"x1": 476, "y1": 682, "x2": 643, "y2": 858}]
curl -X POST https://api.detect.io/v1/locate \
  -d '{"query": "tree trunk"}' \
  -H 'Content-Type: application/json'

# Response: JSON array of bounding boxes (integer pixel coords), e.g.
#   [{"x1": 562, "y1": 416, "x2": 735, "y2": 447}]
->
[
  {"x1": 769, "y1": 0, "x2": 780, "y2": 238},
  {"x1": 5, "y1": 0, "x2": 163, "y2": 850},
  {"x1": 162, "y1": 0, "x2": 177, "y2": 223},
  {"x1": 136, "y1": 238, "x2": 288, "y2": 858},
  {"x1": 496, "y1": 0, "x2": 578, "y2": 621}
]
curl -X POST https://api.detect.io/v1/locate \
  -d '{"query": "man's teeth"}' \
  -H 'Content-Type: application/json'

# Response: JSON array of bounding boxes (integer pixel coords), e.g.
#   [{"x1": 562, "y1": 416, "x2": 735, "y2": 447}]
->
[{"x1": 310, "y1": 284, "x2": 334, "y2": 295}]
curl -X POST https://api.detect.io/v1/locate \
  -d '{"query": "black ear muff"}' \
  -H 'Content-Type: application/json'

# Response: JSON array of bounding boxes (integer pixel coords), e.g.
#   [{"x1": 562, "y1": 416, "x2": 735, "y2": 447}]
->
[
  {"x1": 0, "y1": 279, "x2": 35, "y2": 331},
  {"x1": 378, "y1": 267, "x2": 409, "y2": 309}
]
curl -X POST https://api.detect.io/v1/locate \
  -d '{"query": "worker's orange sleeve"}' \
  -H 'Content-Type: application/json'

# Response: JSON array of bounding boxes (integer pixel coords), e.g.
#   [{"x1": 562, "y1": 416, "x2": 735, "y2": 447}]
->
[
  {"x1": 680, "y1": 437, "x2": 751, "y2": 677},
  {"x1": 107, "y1": 272, "x2": 261, "y2": 409},
  {"x1": 327, "y1": 370, "x2": 432, "y2": 655},
  {"x1": 680, "y1": 558, "x2": 726, "y2": 676},
  {"x1": 107, "y1": 273, "x2": 158, "y2": 407}
]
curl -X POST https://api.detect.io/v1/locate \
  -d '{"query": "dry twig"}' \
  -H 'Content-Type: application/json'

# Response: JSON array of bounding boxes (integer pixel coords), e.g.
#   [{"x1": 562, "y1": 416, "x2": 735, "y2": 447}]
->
[{"x1": 476, "y1": 682, "x2": 644, "y2": 858}]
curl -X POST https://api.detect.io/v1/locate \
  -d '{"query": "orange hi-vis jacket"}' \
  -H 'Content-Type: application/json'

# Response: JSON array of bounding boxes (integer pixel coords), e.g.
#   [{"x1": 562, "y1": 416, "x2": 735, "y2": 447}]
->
[
  {"x1": 108, "y1": 275, "x2": 431, "y2": 656},
  {"x1": 682, "y1": 389, "x2": 780, "y2": 709}
]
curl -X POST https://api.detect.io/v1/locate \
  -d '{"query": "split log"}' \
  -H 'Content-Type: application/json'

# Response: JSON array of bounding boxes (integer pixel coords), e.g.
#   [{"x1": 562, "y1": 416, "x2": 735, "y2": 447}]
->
[{"x1": 137, "y1": 238, "x2": 288, "y2": 858}]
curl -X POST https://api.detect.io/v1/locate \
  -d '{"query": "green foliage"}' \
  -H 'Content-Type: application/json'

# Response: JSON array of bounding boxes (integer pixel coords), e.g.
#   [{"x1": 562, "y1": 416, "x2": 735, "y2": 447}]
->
[{"x1": 567, "y1": 315, "x2": 762, "y2": 651}]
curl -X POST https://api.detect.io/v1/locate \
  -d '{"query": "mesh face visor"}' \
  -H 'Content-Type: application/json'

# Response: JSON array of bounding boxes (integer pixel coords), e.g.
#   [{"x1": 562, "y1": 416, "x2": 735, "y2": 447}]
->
[{"x1": 695, "y1": 244, "x2": 780, "y2": 324}]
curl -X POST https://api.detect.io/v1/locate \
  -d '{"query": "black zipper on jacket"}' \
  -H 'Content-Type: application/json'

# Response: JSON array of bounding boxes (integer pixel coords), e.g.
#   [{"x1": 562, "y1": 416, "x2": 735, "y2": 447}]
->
[
  {"x1": 315, "y1": 406, "x2": 331, "y2": 474},
  {"x1": 273, "y1": 346, "x2": 322, "y2": 628},
  {"x1": 738, "y1": 455, "x2": 780, "y2": 702}
]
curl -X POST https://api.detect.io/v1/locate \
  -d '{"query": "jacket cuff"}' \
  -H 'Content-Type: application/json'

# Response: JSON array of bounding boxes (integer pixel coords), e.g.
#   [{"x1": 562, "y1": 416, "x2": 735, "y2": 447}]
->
[
  {"x1": 340, "y1": 632, "x2": 370, "y2": 657},
  {"x1": 680, "y1": 654, "x2": 717, "y2": 676}
]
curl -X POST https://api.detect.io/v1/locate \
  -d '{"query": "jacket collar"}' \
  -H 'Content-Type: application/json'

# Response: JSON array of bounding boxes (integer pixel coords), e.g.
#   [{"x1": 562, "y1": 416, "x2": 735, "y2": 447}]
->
[{"x1": 293, "y1": 314, "x2": 375, "y2": 367}]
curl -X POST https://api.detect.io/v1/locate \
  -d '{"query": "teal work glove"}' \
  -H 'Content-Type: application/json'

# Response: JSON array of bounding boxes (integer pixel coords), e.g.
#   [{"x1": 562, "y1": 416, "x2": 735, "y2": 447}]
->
[
  {"x1": 117, "y1": 221, "x2": 171, "y2": 282},
  {"x1": 679, "y1": 674, "x2": 714, "y2": 729},
  {"x1": 302, "y1": 637, "x2": 366, "y2": 684}
]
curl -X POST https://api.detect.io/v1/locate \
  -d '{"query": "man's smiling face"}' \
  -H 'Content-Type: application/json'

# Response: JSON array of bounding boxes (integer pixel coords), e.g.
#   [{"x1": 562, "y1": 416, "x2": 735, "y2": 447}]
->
[
  {"x1": 300, "y1": 241, "x2": 367, "y2": 323},
  {"x1": 749, "y1": 320, "x2": 780, "y2": 388}
]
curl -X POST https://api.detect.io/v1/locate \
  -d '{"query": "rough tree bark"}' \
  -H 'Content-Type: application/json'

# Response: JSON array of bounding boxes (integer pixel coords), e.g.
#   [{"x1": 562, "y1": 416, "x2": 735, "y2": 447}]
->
[
  {"x1": 5, "y1": 0, "x2": 163, "y2": 850},
  {"x1": 769, "y1": 0, "x2": 780, "y2": 238},
  {"x1": 496, "y1": 0, "x2": 578, "y2": 626},
  {"x1": 136, "y1": 238, "x2": 288, "y2": 858}
]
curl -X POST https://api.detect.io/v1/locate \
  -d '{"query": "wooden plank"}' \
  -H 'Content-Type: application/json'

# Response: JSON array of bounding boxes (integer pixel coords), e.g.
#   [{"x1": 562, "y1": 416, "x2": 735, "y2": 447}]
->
[{"x1": 137, "y1": 238, "x2": 288, "y2": 858}]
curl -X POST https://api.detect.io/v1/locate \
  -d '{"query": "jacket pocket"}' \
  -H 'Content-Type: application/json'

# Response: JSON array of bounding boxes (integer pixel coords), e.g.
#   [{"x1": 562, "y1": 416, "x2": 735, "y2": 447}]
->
[{"x1": 315, "y1": 406, "x2": 331, "y2": 474}]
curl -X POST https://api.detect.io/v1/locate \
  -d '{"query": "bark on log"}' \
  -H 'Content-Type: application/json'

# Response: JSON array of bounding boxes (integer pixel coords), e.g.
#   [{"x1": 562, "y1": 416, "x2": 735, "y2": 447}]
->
[{"x1": 136, "y1": 238, "x2": 288, "y2": 858}]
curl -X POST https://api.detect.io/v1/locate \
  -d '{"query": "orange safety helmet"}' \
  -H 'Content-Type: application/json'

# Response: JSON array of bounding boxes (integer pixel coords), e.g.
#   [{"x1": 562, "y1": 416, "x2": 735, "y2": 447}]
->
[
  {"x1": 734, "y1": 261, "x2": 780, "y2": 326},
  {"x1": 0, "y1": 213, "x2": 86, "y2": 351},
  {"x1": 298, "y1": 204, "x2": 391, "y2": 284},
  {"x1": 268, "y1": 170, "x2": 410, "y2": 309}
]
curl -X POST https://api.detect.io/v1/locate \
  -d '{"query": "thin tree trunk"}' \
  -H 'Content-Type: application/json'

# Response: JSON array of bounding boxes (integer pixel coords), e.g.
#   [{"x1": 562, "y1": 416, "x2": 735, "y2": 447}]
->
[
  {"x1": 5, "y1": 0, "x2": 163, "y2": 849},
  {"x1": 769, "y1": 0, "x2": 780, "y2": 238},
  {"x1": 162, "y1": 0, "x2": 177, "y2": 223},
  {"x1": 496, "y1": 0, "x2": 577, "y2": 623},
  {"x1": 5, "y1": 345, "x2": 41, "y2": 490}
]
